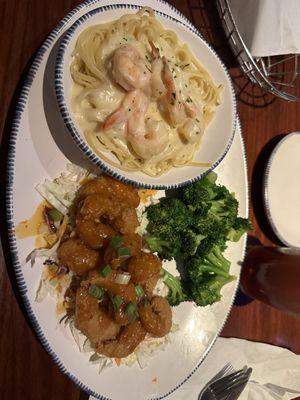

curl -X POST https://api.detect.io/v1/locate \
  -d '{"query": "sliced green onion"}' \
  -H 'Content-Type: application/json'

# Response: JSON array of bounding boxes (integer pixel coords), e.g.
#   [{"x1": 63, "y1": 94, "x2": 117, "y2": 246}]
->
[
  {"x1": 110, "y1": 294, "x2": 123, "y2": 312},
  {"x1": 115, "y1": 272, "x2": 131, "y2": 285},
  {"x1": 117, "y1": 246, "x2": 131, "y2": 257},
  {"x1": 89, "y1": 353, "x2": 101, "y2": 362},
  {"x1": 125, "y1": 302, "x2": 139, "y2": 323},
  {"x1": 88, "y1": 284, "x2": 105, "y2": 300},
  {"x1": 49, "y1": 208, "x2": 63, "y2": 221},
  {"x1": 110, "y1": 236, "x2": 123, "y2": 249},
  {"x1": 140, "y1": 298, "x2": 150, "y2": 306},
  {"x1": 100, "y1": 264, "x2": 112, "y2": 277},
  {"x1": 135, "y1": 284, "x2": 144, "y2": 298}
]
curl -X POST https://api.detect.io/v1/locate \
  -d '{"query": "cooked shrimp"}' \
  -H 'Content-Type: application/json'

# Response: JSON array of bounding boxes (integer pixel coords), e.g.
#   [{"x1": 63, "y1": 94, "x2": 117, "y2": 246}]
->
[
  {"x1": 76, "y1": 195, "x2": 120, "y2": 248},
  {"x1": 178, "y1": 117, "x2": 205, "y2": 145},
  {"x1": 57, "y1": 238, "x2": 100, "y2": 275},
  {"x1": 88, "y1": 275, "x2": 137, "y2": 304},
  {"x1": 139, "y1": 296, "x2": 172, "y2": 337},
  {"x1": 159, "y1": 57, "x2": 186, "y2": 127},
  {"x1": 76, "y1": 176, "x2": 140, "y2": 208},
  {"x1": 112, "y1": 44, "x2": 151, "y2": 93},
  {"x1": 104, "y1": 233, "x2": 142, "y2": 269},
  {"x1": 128, "y1": 252, "x2": 162, "y2": 284},
  {"x1": 143, "y1": 275, "x2": 160, "y2": 298},
  {"x1": 128, "y1": 252, "x2": 161, "y2": 296},
  {"x1": 111, "y1": 206, "x2": 139, "y2": 235},
  {"x1": 76, "y1": 218, "x2": 116, "y2": 249},
  {"x1": 103, "y1": 89, "x2": 169, "y2": 160},
  {"x1": 151, "y1": 57, "x2": 166, "y2": 99},
  {"x1": 96, "y1": 321, "x2": 146, "y2": 358},
  {"x1": 75, "y1": 283, "x2": 120, "y2": 344}
]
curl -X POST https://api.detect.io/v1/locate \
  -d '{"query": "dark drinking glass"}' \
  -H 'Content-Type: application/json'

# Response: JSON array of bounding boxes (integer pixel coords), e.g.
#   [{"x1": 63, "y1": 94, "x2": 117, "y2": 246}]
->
[{"x1": 241, "y1": 246, "x2": 300, "y2": 318}]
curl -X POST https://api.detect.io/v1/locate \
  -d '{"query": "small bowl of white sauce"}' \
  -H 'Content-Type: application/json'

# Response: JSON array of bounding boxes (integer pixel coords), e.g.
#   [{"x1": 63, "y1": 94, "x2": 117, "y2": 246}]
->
[{"x1": 264, "y1": 132, "x2": 300, "y2": 247}]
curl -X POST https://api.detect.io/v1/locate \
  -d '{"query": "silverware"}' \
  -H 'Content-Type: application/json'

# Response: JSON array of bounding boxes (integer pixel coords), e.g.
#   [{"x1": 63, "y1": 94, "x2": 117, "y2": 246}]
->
[
  {"x1": 198, "y1": 366, "x2": 252, "y2": 400},
  {"x1": 225, "y1": 371, "x2": 250, "y2": 400},
  {"x1": 198, "y1": 363, "x2": 235, "y2": 399}
]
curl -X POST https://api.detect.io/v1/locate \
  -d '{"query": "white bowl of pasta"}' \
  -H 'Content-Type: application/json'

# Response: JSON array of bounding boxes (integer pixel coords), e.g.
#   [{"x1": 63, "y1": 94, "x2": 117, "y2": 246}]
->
[{"x1": 55, "y1": 5, "x2": 236, "y2": 189}]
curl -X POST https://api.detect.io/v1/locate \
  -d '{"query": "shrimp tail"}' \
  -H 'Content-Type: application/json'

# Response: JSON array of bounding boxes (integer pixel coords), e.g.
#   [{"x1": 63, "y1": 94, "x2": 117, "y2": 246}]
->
[
  {"x1": 149, "y1": 41, "x2": 160, "y2": 59},
  {"x1": 103, "y1": 108, "x2": 127, "y2": 130},
  {"x1": 162, "y1": 57, "x2": 176, "y2": 95}
]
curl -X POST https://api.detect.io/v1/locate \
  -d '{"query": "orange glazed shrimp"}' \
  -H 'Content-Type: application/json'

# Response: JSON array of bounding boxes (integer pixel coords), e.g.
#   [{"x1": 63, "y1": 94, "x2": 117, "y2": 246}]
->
[
  {"x1": 76, "y1": 176, "x2": 140, "y2": 208},
  {"x1": 139, "y1": 296, "x2": 172, "y2": 337},
  {"x1": 96, "y1": 321, "x2": 146, "y2": 358},
  {"x1": 57, "y1": 238, "x2": 100, "y2": 275},
  {"x1": 128, "y1": 252, "x2": 162, "y2": 296},
  {"x1": 75, "y1": 283, "x2": 120, "y2": 344}
]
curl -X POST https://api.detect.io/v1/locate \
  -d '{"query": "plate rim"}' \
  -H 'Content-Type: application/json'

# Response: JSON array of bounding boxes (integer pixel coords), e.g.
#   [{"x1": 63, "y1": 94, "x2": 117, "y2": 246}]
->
[
  {"x1": 5, "y1": 1, "x2": 246, "y2": 399},
  {"x1": 263, "y1": 131, "x2": 300, "y2": 248},
  {"x1": 55, "y1": 3, "x2": 237, "y2": 190}
]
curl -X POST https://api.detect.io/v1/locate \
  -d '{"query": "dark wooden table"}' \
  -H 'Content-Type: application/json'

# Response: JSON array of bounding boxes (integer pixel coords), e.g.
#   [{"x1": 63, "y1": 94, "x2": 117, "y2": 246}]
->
[{"x1": 1, "y1": 1, "x2": 300, "y2": 399}]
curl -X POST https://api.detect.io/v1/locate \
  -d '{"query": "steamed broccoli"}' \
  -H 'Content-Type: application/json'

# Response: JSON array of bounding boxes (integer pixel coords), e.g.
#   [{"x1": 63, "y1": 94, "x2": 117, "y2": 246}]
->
[
  {"x1": 227, "y1": 217, "x2": 252, "y2": 242},
  {"x1": 145, "y1": 198, "x2": 192, "y2": 259},
  {"x1": 188, "y1": 274, "x2": 235, "y2": 306},
  {"x1": 160, "y1": 268, "x2": 187, "y2": 306},
  {"x1": 187, "y1": 246, "x2": 231, "y2": 280},
  {"x1": 144, "y1": 171, "x2": 251, "y2": 307},
  {"x1": 145, "y1": 234, "x2": 181, "y2": 260},
  {"x1": 185, "y1": 246, "x2": 234, "y2": 306},
  {"x1": 146, "y1": 198, "x2": 192, "y2": 232},
  {"x1": 180, "y1": 230, "x2": 206, "y2": 257},
  {"x1": 180, "y1": 172, "x2": 218, "y2": 213}
]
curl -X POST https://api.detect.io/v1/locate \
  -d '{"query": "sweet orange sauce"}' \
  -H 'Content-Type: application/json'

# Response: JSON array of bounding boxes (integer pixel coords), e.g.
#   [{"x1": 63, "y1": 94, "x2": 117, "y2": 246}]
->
[
  {"x1": 138, "y1": 189, "x2": 157, "y2": 203},
  {"x1": 15, "y1": 201, "x2": 49, "y2": 239}
]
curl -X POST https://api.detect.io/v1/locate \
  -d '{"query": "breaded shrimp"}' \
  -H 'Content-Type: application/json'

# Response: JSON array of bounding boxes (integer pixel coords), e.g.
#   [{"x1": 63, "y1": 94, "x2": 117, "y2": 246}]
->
[{"x1": 139, "y1": 296, "x2": 172, "y2": 337}]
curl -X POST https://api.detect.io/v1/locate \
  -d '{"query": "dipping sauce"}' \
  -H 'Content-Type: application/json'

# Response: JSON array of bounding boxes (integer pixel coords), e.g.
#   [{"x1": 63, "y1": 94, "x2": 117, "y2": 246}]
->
[{"x1": 266, "y1": 132, "x2": 300, "y2": 247}]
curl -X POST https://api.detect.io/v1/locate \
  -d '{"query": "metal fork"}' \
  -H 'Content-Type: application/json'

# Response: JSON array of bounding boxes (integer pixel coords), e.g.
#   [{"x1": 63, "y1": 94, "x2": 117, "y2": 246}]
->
[
  {"x1": 199, "y1": 366, "x2": 252, "y2": 400},
  {"x1": 198, "y1": 363, "x2": 235, "y2": 399}
]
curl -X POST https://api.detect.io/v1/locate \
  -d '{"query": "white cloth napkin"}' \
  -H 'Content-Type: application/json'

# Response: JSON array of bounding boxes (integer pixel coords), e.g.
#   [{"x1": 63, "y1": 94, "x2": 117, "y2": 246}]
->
[
  {"x1": 89, "y1": 338, "x2": 300, "y2": 400},
  {"x1": 228, "y1": 0, "x2": 300, "y2": 57},
  {"x1": 166, "y1": 338, "x2": 300, "y2": 400}
]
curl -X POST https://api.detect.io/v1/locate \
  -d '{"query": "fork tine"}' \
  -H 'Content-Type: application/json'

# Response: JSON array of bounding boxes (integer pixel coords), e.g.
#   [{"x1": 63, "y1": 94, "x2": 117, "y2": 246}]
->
[
  {"x1": 211, "y1": 363, "x2": 235, "y2": 383},
  {"x1": 198, "y1": 363, "x2": 236, "y2": 399},
  {"x1": 211, "y1": 369, "x2": 245, "y2": 393},
  {"x1": 214, "y1": 368, "x2": 252, "y2": 399},
  {"x1": 225, "y1": 372, "x2": 251, "y2": 400}
]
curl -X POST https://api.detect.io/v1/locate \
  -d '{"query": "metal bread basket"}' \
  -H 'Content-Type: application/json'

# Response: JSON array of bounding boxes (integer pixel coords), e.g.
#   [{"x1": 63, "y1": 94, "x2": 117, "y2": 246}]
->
[{"x1": 216, "y1": 0, "x2": 300, "y2": 101}]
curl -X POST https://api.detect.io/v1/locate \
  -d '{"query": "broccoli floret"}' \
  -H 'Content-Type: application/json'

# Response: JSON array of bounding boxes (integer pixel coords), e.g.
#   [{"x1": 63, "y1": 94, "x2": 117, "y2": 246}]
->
[
  {"x1": 180, "y1": 230, "x2": 206, "y2": 258},
  {"x1": 185, "y1": 247, "x2": 234, "y2": 306},
  {"x1": 227, "y1": 217, "x2": 252, "y2": 242},
  {"x1": 146, "y1": 198, "x2": 192, "y2": 232},
  {"x1": 145, "y1": 198, "x2": 192, "y2": 260},
  {"x1": 180, "y1": 172, "x2": 218, "y2": 212},
  {"x1": 145, "y1": 235, "x2": 181, "y2": 260},
  {"x1": 188, "y1": 274, "x2": 235, "y2": 306},
  {"x1": 208, "y1": 185, "x2": 238, "y2": 220},
  {"x1": 161, "y1": 268, "x2": 187, "y2": 306},
  {"x1": 188, "y1": 246, "x2": 231, "y2": 279}
]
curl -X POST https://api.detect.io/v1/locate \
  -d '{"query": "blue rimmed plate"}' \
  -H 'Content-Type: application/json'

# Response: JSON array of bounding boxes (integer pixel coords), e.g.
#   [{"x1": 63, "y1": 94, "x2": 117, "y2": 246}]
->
[
  {"x1": 55, "y1": 4, "x2": 236, "y2": 189},
  {"x1": 6, "y1": 1, "x2": 247, "y2": 399}
]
